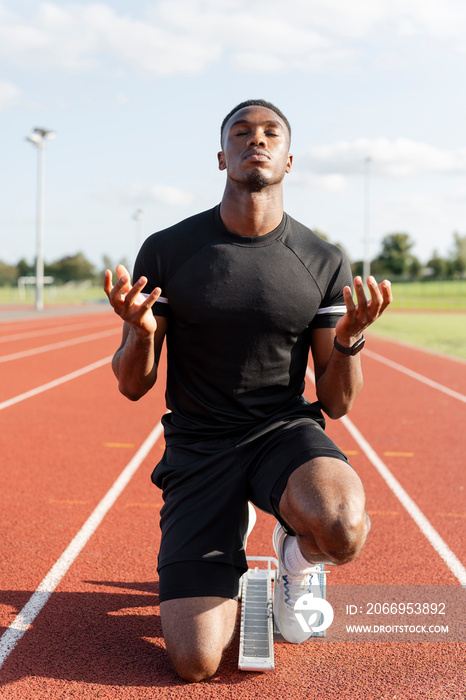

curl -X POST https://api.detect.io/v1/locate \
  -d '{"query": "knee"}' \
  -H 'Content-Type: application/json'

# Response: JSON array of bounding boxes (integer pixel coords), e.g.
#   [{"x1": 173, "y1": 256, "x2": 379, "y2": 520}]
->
[
  {"x1": 290, "y1": 497, "x2": 370, "y2": 565},
  {"x1": 318, "y1": 506, "x2": 370, "y2": 565},
  {"x1": 169, "y1": 649, "x2": 222, "y2": 683},
  {"x1": 281, "y1": 461, "x2": 370, "y2": 565},
  {"x1": 160, "y1": 596, "x2": 237, "y2": 682}
]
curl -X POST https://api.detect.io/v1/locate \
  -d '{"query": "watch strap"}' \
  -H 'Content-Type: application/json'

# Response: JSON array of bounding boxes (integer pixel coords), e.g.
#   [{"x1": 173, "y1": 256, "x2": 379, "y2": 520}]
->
[{"x1": 333, "y1": 334, "x2": 365, "y2": 356}]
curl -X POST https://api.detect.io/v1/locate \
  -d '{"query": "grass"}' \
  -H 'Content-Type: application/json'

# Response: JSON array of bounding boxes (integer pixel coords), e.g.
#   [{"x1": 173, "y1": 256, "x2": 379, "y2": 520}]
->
[
  {"x1": 368, "y1": 312, "x2": 466, "y2": 360},
  {"x1": 388, "y1": 280, "x2": 466, "y2": 310},
  {"x1": 0, "y1": 284, "x2": 107, "y2": 305}
]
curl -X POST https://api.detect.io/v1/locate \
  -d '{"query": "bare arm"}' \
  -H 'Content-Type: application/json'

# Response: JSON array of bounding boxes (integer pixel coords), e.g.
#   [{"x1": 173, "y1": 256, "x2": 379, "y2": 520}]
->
[
  {"x1": 104, "y1": 264, "x2": 168, "y2": 401},
  {"x1": 311, "y1": 276, "x2": 392, "y2": 419}
]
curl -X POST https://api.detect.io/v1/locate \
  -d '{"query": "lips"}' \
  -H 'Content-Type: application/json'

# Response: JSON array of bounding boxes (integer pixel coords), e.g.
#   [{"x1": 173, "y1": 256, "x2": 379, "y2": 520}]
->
[{"x1": 243, "y1": 149, "x2": 270, "y2": 161}]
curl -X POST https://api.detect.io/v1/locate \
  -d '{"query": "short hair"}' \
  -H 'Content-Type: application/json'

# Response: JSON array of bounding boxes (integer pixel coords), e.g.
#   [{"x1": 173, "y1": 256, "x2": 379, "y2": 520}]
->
[{"x1": 220, "y1": 99, "x2": 291, "y2": 145}]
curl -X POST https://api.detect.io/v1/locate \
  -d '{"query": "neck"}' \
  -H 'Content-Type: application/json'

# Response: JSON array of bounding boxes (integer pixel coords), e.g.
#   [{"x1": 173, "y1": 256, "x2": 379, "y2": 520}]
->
[{"x1": 220, "y1": 181, "x2": 284, "y2": 237}]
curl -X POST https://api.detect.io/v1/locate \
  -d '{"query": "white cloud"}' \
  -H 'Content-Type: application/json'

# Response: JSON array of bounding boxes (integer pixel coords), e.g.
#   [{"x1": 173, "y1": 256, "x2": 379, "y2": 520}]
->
[
  {"x1": 0, "y1": 3, "x2": 97, "y2": 70},
  {"x1": 288, "y1": 0, "x2": 466, "y2": 43},
  {"x1": 0, "y1": 2, "x2": 219, "y2": 74},
  {"x1": 117, "y1": 183, "x2": 194, "y2": 207},
  {"x1": 1, "y1": 0, "x2": 465, "y2": 77},
  {"x1": 446, "y1": 184, "x2": 466, "y2": 203},
  {"x1": 289, "y1": 170, "x2": 348, "y2": 192},
  {"x1": 232, "y1": 47, "x2": 354, "y2": 73},
  {"x1": 0, "y1": 80, "x2": 20, "y2": 111},
  {"x1": 302, "y1": 138, "x2": 466, "y2": 178},
  {"x1": 114, "y1": 93, "x2": 128, "y2": 107},
  {"x1": 382, "y1": 192, "x2": 444, "y2": 219},
  {"x1": 81, "y1": 4, "x2": 220, "y2": 75}
]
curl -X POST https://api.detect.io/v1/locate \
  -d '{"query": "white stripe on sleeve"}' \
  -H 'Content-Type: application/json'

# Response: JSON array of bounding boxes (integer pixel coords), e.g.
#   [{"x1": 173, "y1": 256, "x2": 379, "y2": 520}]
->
[
  {"x1": 141, "y1": 293, "x2": 169, "y2": 304},
  {"x1": 316, "y1": 305, "x2": 346, "y2": 316}
]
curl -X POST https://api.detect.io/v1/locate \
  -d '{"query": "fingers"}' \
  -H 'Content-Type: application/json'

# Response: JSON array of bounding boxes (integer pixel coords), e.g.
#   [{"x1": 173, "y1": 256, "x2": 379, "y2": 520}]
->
[
  {"x1": 367, "y1": 276, "x2": 393, "y2": 315},
  {"x1": 366, "y1": 276, "x2": 383, "y2": 316},
  {"x1": 124, "y1": 275, "x2": 148, "y2": 305},
  {"x1": 104, "y1": 268, "x2": 128, "y2": 304},
  {"x1": 354, "y1": 277, "x2": 369, "y2": 316},
  {"x1": 145, "y1": 285, "x2": 162, "y2": 308},
  {"x1": 124, "y1": 276, "x2": 161, "y2": 305},
  {"x1": 116, "y1": 263, "x2": 130, "y2": 279},
  {"x1": 340, "y1": 275, "x2": 392, "y2": 335},
  {"x1": 103, "y1": 269, "x2": 113, "y2": 297},
  {"x1": 103, "y1": 264, "x2": 162, "y2": 335},
  {"x1": 354, "y1": 275, "x2": 393, "y2": 324},
  {"x1": 342, "y1": 285, "x2": 356, "y2": 313},
  {"x1": 380, "y1": 279, "x2": 393, "y2": 311}
]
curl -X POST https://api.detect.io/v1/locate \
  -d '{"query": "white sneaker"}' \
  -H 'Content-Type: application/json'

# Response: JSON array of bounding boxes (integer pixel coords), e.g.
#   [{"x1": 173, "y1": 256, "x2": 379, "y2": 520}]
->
[
  {"x1": 238, "y1": 503, "x2": 257, "y2": 599},
  {"x1": 245, "y1": 502, "x2": 257, "y2": 545},
  {"x1": 272, "y1": 522, "x2": 323, "y2": 643}
]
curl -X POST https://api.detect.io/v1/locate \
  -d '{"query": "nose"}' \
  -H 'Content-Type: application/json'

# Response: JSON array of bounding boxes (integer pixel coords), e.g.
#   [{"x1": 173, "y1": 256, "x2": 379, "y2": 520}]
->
[{"x1": 247, "y1": 128, "x2": 266, "y2": 148}]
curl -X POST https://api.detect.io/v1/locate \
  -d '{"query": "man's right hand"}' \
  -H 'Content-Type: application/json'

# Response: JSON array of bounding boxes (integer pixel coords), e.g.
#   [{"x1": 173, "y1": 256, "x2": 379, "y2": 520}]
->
[{"x1": 104, "y1": 264, "x2": 161, "y2": 337}]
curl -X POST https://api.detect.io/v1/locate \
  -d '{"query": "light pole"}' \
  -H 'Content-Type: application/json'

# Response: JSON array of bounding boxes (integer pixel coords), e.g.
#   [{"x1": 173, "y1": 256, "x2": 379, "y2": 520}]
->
[
  {"x1": 362, "y1": 156, "x2": 371, "y2": 285},
  {"x1": 26, "y1": 127, "x2": 56, "y2": 312}
]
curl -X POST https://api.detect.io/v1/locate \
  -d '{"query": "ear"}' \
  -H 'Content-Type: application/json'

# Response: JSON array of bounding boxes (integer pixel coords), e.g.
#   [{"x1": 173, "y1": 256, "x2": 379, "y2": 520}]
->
[
  {"x1": 217, "y1": 150, "x2": 226, "y2": 171},
  {"x1": 285, "y1": 154, "x2": 293, "y2": 173}
]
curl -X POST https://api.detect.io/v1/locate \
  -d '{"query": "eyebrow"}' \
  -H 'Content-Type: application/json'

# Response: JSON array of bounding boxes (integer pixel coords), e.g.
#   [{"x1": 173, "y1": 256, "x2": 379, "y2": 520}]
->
[{"x1": 229, "y1": 119, "x2": 284, "y2": 130}]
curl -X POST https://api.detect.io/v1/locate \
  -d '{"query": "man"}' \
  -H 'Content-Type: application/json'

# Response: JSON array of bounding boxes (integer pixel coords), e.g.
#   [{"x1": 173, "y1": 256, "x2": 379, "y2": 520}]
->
[{"x1": 104, "y1": 99, "x2": 392, "y2": 682}]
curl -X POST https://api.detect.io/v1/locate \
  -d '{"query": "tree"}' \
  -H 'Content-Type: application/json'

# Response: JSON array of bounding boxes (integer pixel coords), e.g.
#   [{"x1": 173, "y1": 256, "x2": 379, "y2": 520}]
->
[
  {"x1": 408, "y1": 256, "x2": 423, "y2": 280},
  {"x1": 46, "y1": 252, "x2": 95, "y2": 284},
  {"x1": 374, "y1": 232, "x2": 416, "y2": 277},
  {"x1": 17, "y1": 258, "x2": 34, "y2": 277},
  {"x1": 426, "y1": 251, "x2": 448, "y2": 279},
  {"x1": 97, "y1": 254, "x2": 132, "y2": 284},
  {"x1": 102, "y1": 254, "x2": 114, "y2": 272},
  {"x1": 450, "y1": 232, "x2": 466, "y2": 277},
  {"x1": 0, "y1": 260, "x2": 18, "y2": 286}
]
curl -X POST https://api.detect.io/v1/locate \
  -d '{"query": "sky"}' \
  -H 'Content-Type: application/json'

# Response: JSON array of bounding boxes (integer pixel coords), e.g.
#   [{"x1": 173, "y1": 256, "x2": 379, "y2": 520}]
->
[{"x1": 1, "y1": 0, "x2": 466, "y2": 273}]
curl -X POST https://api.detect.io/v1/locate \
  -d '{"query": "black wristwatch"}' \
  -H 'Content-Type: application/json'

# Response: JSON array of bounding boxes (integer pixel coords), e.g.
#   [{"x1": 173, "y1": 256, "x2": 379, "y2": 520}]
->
[{"x1": 333, "y1": 335, "x2": 365, "y2": 356}]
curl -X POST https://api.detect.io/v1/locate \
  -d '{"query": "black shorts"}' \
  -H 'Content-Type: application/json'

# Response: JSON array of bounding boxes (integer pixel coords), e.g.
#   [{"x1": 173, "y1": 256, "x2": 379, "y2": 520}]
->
[{"x1": 152, "y1": 414, "x2": 349, "y2": 602}]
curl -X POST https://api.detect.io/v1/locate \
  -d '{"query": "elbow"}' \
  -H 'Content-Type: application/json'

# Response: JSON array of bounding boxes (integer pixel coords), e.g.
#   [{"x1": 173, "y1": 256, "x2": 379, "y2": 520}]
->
[
  {"x1": 118, "y1": 384, "x2": 144, "y2": 401},
  {"x1": 318, "y1": 385, "x2": 362, "y2": 420},
  {"x1": 315, "y1": 373, "x2": 363, "y2": 420},
  {"x1": 322, "y1": 401, "x2": 353, "y2": 421},
  {"x1": 117, "y1": 373, "x2": 157, "y2": 401}
]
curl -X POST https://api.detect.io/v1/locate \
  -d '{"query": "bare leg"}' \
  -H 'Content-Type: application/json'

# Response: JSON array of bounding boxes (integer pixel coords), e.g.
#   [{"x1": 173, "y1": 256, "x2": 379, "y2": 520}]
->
[
  {"x1": 279, "y1": 457, "x2": 370, "y2": 566},
  {"x1": 160, "y1": 596, "x2": 238, "y2": 682}
]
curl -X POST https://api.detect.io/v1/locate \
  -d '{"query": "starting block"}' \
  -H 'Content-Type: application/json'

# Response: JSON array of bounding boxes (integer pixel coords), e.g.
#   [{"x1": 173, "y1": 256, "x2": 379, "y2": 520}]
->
[
  {"x1": 238, "y1": 556, "x2": 277, "y2": 671},
  {"x1": 238, "y1": 555, "x2": 328, "y2": 672}
]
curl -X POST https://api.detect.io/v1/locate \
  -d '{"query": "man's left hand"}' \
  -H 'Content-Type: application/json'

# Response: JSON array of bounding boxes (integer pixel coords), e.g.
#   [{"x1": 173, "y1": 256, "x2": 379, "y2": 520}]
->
[{"x1": 334, "y1": 275, "x2": 392, "y2": 346}]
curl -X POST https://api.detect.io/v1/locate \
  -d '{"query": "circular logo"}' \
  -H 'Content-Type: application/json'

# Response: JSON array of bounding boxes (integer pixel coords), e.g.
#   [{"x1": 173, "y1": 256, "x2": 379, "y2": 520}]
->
[{"x1": 294, "y1": 592, "x2": 334, "y2": 633}]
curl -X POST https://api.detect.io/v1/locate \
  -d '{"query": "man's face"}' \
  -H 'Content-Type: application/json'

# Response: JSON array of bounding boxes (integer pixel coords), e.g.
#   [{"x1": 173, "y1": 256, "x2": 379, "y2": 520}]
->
[{"x1": 218, "y1": 106, "x2": 292, "y2": 190}]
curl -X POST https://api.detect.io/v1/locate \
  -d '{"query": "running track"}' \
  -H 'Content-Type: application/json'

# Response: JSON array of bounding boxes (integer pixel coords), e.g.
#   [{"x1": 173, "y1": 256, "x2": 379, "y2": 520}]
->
[{"x1": 0, "y1": 308, "x2": 464, "y2": 699}]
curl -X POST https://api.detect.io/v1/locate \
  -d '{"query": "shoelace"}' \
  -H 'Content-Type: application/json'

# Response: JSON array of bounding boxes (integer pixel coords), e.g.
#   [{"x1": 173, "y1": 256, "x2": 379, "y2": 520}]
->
[{"x1": 282, "y1": 572, "x2": 320, "y2": 607}]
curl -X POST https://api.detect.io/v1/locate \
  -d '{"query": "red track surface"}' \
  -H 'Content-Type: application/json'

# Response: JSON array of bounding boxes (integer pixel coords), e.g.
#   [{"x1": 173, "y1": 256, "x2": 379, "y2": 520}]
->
[{"x1": 0, "y1": 308, "x2": 465, "y2": 699}]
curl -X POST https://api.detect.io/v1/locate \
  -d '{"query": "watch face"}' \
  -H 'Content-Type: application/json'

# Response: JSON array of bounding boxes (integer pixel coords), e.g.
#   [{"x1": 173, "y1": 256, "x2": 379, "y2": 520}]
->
[{"x1": 352, "y1": 337, "x2": 365, "y2": 354}]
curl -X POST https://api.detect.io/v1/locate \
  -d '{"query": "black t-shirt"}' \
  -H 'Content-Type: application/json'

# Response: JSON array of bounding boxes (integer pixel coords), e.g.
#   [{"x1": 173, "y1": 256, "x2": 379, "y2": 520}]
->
[{"x1": 134, "y1": 205, "x2": 352, "y2": 442}]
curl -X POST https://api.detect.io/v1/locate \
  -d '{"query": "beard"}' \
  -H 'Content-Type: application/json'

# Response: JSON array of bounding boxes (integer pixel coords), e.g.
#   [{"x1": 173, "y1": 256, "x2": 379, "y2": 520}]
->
[{"x1": 244, "y1": 170, "x2": 270, "y2": 192}]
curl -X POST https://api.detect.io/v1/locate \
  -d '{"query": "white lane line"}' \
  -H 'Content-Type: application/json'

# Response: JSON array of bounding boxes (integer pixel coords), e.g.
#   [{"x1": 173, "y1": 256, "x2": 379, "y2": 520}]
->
[
  {"x1": 365, "y1": 349, "x2": 466, "y2": 404},
  {"x1": 0, "y1": 329, "x2": 118, "y2": 363},
  {"x1": 341, "y1": 415, "x2": 466, "y2": 587},
  {"x1": 0, "y1": 356, "x2": 113, "y2": 411},
  {"x1": 0, "y1": 319, "x2": 117, "y2": 344},
  {"x1": 0, "y1": 421, "x2": 164, "y2": 670},
  {"x1": 305, "y1": 367, "x2": 466, "y2": 586}
]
